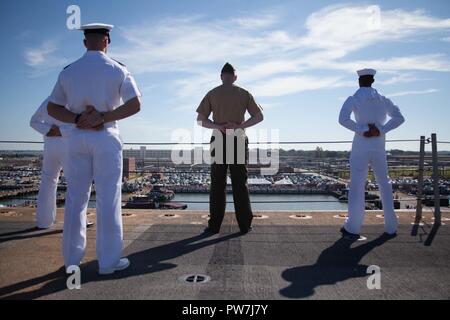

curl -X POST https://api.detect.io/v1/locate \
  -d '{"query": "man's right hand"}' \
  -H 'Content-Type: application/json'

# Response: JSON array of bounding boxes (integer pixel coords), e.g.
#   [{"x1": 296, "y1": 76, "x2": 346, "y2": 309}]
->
[
  {"x1": 214, "y1": 123, "x2": 227, "y2": 134},
  {"x1": 369, "y1": 124, "x2": 381, "y2": 137},
  {"x1": 46, "y1": 125, "x2": 62, "y2": 137},
  {"x1": 363, "y1": 124, "x2": 381, "y2": 138},
  {"x1": 76, "y1": 105, "x2": 104, "y2": 130}
]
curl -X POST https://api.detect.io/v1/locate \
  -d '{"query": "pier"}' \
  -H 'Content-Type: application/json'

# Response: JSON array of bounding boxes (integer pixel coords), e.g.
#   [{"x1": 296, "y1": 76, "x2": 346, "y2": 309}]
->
[{"x1": 0, "y1": 187, "x2": 40, "y2": 200}]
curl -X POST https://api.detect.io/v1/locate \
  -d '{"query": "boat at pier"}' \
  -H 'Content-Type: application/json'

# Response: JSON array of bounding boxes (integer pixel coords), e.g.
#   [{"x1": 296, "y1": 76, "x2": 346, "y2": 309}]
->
[{"x1": 124, "y1": 186, "x2": 186, "y2": 210}]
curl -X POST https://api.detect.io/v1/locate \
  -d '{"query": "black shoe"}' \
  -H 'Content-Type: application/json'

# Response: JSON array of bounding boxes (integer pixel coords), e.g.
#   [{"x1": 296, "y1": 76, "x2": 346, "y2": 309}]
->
[
  {"x1": 382, "y1": 232, "x2": 397, "y2": 239},
  {"x1": 340, "y1": 227, "x2": 360, "y2": 241},
  {"x1": 240, "y1": 226, "x2": 253, "y2": 235},
  {"x1": 203, "y1": 227, "x2": 220, "y2": 235}
]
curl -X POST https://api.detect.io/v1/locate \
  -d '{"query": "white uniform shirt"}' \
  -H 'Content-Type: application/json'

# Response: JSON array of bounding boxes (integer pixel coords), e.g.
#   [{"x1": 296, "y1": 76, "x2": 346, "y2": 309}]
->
[
  {"x1": 30, "y1": 97, "x2": 64, "y2": 136},
  {"x1": 48, "y1": 50, "x2": 141, "y2": 129},
  {"x1": 339, "y1": 87, "x2": 405, "y2": 149}
]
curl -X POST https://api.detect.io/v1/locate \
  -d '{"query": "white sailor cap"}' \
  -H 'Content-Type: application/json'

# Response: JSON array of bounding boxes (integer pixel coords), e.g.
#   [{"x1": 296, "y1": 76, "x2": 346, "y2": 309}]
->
[
  {"x1": 357, "y1": 68, "x2": 377, "y2": 77},
  {"x1": 79, "y1": 23, "x2": 114, "y2": 43},
  {"x1": 79, "y1": 23, "x2": 114, "y2": 32}
]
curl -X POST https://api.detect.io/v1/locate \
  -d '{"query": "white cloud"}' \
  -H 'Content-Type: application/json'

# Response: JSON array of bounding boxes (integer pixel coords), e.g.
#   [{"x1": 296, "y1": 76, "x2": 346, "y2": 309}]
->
[
  {"x1": 24, "y1": 41, "x2": 58, "y2": 67},
  {"x1": 320, "y1": 54, "x2": 450, "y2": 73},
  {"x1": 26, "y1": 5, "x2": 449, "y2": 107},
  {"x1": 378, "y1": 72, "x2": 427, "y2": 85},
  {"x1": 232, "y1": 14, "x2": 279, "y2": 30},
  {"x1": 113, "y1": 15, "x2": 297, "y2": 76},
  {"x1": 251, "y1": 75, "x2": 344, "y2": 97},
  {"x1": 386, "y1": 88, "x2": 439, "y2": 97},
  {"x1": 173, "y1": 73, "x2": 219, "y2": 98},
  {"x1": 258, "y1": 102, "x2": 280, "y2": 110},
  {"x1": 24, "y1": 40, "x2": 68, "y2": 77},
  {"x1": 239, "y1": 60, "x2": 304, "y2": 83},
  {"x1": 300, "y1": 5, "x2": 450, "y2": 58},
  {"x1": 119, "y1": 116, "x2": 174, "y2": 142},
  {"x1": 110, "y1": 5, "x2": 450, "y2": 104}
]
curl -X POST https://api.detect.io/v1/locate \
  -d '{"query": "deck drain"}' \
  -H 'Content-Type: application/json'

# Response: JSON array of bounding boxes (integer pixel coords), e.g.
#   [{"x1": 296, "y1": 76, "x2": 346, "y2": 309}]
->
[
  {"x1": 201, "y1": 214, "x2": 210, "y2": 219},
  {"x1": 190, "y1": 221, "x2": 204, "y2": 225},
  {"x1": 289, "y1": 214, "x2": 312, "y2": 220},
  {"x1": 122, "y1": 213, "x2": 135, "y2": 218},
  {"x1": 333, "y1": 214, "x2": 348, "y2": 219},
  {"x1": 159, "y1": 213, "x2": 179, "y2": 218},
  {"x1": 253, "y1": 214, "x2": 268, "y2": 219},
  {"x1": 179, "y1": 274, "x2": 211, "y2": 284}
]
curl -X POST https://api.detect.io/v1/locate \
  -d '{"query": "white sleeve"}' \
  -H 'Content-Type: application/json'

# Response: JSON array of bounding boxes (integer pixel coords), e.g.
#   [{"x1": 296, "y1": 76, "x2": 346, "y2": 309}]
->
[
  {"x1": 380, "y1": 98, "x2": 405, "y2": 134},
  {"x1": 30, "y1": 99, "x2": 52, "y2": 136},
  {"x1": 48, "y1": 73, "x2": 67, "y2": 106},
  {"x1": 338, "y1": 97, "x2": 369, "y2": 134},
  {"x1": 120, "y1": 71, "x2": 141, "y2": 103}
]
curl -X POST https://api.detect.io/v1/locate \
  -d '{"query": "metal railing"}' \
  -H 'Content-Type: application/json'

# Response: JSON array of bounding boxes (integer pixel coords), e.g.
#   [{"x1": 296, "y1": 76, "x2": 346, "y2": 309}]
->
[
  {"x1": 0, "y1": 138, "x2": 423, "y2": 146},
  {"x1": 414, "y1": 134, "x2": 447, "y2": 225},
  {"x1": 0, "y1": 134, "x2": 448, "y2": 225}
]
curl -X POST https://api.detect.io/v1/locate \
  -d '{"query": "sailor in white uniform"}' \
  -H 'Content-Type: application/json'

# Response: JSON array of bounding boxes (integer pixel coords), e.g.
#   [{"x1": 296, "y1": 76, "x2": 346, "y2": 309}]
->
[
  {"x1": 30, "y1": 97, "x2": 66, "y2": 229},
  {"x1": 47, "y1": 23, "x2": 141, "y2": 275},
  {"x1": 339, "y1": 68, "x2": 405, "y2": 238},
  {"x1": 30, "y1": 98, "x2": 94, "y2": 230}
]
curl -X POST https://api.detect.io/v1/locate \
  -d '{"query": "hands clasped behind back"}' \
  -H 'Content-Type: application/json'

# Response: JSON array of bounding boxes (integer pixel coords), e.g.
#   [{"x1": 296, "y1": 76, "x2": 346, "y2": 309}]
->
[
  {"x1": 76, "y1": 105, "x2": 104, "y2": 131},
  {"x1": 217, "y1": 121, "x2": 243, "y2": 134},
  {"x1": 363, "y1": 123, "x2": 381, "y2": 138}
]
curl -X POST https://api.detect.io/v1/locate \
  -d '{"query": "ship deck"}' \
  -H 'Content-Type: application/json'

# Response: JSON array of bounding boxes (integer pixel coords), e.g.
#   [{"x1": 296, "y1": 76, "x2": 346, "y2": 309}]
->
[{"x1": 0, "y1": 207, "x2": 449, "y2": 300}]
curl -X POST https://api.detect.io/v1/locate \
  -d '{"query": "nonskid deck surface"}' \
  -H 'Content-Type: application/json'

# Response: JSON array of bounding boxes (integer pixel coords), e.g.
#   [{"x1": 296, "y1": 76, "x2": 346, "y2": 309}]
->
[{"x1": 0, "y1": 208, "x2": 449, "y2": 300}]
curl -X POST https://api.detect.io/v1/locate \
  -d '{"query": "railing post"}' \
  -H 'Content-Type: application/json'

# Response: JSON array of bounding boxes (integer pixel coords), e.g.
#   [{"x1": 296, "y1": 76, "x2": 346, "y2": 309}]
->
[
  {"x1": 415, "y1": 136, "x2": 425, "y2": 223},
  {"x1": 431, "y1": 133, "x2": 441, "y2": 225}
]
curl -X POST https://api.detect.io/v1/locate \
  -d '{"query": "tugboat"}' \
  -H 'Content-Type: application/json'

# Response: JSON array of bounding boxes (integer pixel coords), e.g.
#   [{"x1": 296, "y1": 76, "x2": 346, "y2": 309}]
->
[
  {"x1": 338, "y1": 190, "x2": 382, "y2": 206},
  {"x1": 124, "y1": 186, "x2": 187, "y2": 210},
  {"x1": 148, "y1": 185, "x2": 175, "y2": 202},
  {"x1": 123, "y1": 195, "x2": 159, "y2": 209}
]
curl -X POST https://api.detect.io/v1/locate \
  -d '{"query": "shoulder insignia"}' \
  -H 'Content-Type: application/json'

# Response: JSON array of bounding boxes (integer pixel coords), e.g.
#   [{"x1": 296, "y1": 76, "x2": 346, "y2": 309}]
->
[{"x1": 112, "y1": 58, "x2": 126, "y2": 67}]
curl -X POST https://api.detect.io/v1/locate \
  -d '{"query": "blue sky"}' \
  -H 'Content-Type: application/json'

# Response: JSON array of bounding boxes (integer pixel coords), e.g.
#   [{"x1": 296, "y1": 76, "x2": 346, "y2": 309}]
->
[{"x1": 0, "y1": 0, "x2": 449, "y2": 151}]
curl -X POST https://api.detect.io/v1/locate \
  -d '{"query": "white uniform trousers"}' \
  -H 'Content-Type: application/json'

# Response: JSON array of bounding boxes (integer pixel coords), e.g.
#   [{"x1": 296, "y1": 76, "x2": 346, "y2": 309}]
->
[
  {"x1": 344, "y1": 148, "x2": 398, "y2": 235},
  {"x1": 63, "y1": 127, "x2": 123, "y2": 269},
  {"x1": 36, "y1": 137, "x2": 67, "y2": 228}
]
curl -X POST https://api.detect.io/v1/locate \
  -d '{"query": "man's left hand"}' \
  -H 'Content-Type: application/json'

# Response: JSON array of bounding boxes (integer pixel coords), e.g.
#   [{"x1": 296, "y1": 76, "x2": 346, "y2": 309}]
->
[
  {"x1": 368, "y1": 124, "x2": 380, "y2": 137},
  {"x1": 224, "y1": 122, "x2": 242, "y2": 130},
  {"x1": 76, "y1": 105, "x2": 104, "y2": 129}
]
